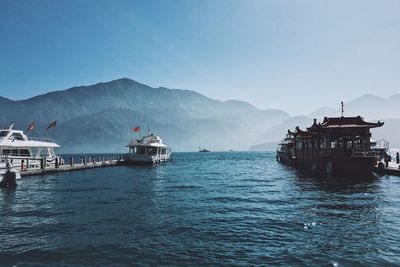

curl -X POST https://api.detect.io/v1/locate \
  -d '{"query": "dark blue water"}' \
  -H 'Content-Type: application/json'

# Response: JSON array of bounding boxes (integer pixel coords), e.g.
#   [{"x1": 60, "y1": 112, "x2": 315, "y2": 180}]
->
[{"x1": 1, "y1": 152, "x2": 400, "y2": 266}]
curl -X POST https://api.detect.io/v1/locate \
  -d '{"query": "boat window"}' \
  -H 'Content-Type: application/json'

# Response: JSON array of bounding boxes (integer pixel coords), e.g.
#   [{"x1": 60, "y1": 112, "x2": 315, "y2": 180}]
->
[
  {"x1": 19, "y1": 149, "x2": 31, "y2": 157},
  {"x1": 346, "y1": 141, "x2": 352, "y2": 150},
  {"x1": 161, "y1": 148, "x2": 166, "y2": 154},
  {"x1": 146, "y1": 147, "x2": 157, "y2": 155},
  {"x1": 320, "y1": 138, "x2": 327, "y2": 149},
  {"x1": 2, "y1": 149, "x2": 10, "y2": 155},
  {"x1": 136, "y1": 146, "x2": 145, "y2": 154},
  {"x1": 331, "y1": 141, "x2": 338, "y2": 149},
  {"x1": 296, "y1": 141, "x2": 303, "y2": 150},
  {"x1": 0, "y1": 131, "x2": 9, "y2": 137},
  {"x1": 10, "y1": 133, "x2": 24, "y2": 140},
  {"x1": 11, "y1": 149, "x2": 18, "y2": 156}
]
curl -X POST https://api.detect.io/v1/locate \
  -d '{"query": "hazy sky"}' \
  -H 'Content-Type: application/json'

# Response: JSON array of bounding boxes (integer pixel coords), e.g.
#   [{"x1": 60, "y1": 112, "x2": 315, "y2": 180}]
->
[{"x1": 1, "y1": 0, "x2": 399, "y2": 115}]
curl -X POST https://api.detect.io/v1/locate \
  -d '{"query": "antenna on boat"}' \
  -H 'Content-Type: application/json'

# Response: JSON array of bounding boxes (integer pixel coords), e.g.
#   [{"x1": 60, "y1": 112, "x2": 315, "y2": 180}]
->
[
  {"x1": 8, "y1": 122, "x2": 15, "y2": 130},
  {"x1": 341, "y1": 101, "x2": 344, "y2": 117}
]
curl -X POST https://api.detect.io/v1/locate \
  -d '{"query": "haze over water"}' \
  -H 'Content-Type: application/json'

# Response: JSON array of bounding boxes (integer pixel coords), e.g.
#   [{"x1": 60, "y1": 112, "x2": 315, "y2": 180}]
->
[{"x1": 1, "y1": 152, "x2": 399, "y2": 266}]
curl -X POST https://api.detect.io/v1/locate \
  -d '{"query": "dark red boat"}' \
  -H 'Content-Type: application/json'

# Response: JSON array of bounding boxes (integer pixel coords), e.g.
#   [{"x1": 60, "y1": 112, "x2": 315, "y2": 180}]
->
[{"x1": 279, "y1": 115, "x2": 384, "y2": 174}]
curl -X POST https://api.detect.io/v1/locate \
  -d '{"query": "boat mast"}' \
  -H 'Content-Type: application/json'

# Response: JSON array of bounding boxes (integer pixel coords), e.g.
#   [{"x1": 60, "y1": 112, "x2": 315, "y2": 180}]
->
[{"x1": 341, "y1": 101, "x2": 344, "y2": 117}]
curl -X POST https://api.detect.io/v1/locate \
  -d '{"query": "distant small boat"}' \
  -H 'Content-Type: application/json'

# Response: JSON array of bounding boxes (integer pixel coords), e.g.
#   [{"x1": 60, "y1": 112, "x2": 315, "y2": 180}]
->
[{"x1": 199, "y1": 147, "x2": 210, "y2": 152}]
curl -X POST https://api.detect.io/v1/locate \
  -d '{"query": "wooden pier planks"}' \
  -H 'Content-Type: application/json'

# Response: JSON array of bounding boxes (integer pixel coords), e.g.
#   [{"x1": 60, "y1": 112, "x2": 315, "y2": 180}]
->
[{"x1": 20, "y1": 159, "x2": 124, "y2": 177}]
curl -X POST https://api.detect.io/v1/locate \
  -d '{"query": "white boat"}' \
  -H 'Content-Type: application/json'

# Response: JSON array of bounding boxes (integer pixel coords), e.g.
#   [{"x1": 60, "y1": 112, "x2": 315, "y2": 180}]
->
[
  {"x1": 0, "y1": 125, "x2": 60, "y2": 179},
  {"x1": 124, "y1": 131, "x2": 171, "y2": 164}
]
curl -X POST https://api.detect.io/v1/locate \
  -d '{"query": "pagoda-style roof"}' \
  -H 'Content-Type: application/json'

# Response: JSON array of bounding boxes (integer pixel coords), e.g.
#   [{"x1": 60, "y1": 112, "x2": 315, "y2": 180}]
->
[
  {"x1": 291, "y1": 116, "x2": 384, "y2": 138},
  {"x1": 293, "y1": 126, "x2": 314, "y2": 138},
  {"x1": 319, "y1": 116, "x2": 383, "y2": 129}
]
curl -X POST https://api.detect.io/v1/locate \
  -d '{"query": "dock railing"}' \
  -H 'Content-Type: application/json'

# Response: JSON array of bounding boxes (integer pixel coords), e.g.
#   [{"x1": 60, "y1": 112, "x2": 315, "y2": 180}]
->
[{"x1": 1, "y1": 154, "x2": 126, "y2": 174}]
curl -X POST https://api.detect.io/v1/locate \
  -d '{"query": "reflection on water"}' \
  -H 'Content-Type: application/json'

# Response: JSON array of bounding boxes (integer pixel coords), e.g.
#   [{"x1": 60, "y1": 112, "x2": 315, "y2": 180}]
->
[{"x1": 1, "y1": 152, "x2": 400, "y2": 266}]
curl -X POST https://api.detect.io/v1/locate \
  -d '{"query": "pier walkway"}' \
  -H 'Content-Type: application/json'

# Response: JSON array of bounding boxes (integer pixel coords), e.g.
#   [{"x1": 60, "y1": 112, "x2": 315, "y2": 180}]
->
[
  {"x1": 3, "y1": 154, "x2": 126, "y2": 178},
  {"x1": 374, "y1": 161, "x2": 400, "y2": 176}
]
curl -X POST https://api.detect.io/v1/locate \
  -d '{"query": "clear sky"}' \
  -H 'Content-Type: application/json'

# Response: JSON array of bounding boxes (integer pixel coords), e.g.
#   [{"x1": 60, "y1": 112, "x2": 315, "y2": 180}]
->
[{"x1": 1, "y1": 0, "x2": 399, "y2": 115}]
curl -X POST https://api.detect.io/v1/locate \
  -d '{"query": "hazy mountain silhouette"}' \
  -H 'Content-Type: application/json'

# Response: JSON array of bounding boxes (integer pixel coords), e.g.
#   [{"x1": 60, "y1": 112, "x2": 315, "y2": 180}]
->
[
  {"x1": 1, "y1": 79, "x2": 398, "y2": 152},
  {"x1": 0, "y1": 78, "x2": 290, "y2": 152},
  {"x1": 252, "y1": 94, "x2": 400, "y2": 150},
  {"x1": 308, "y1": 94, "x2": 400, "y2": 120}
]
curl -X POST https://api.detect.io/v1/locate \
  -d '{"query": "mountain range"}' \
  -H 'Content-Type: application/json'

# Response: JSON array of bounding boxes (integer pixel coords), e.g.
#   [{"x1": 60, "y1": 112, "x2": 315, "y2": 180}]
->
[
  {"x1": 0, "y1": 78, "x2": 398, "y2": 152},
  {"x1": 252, "y1": 93, "x2": 400, "y2": 150}
]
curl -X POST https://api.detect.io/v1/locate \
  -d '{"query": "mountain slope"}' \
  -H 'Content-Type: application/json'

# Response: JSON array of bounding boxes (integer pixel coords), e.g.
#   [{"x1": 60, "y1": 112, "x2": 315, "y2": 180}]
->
[{"x1": 0, "y1": 78, "x2": 290, "y2": 152}]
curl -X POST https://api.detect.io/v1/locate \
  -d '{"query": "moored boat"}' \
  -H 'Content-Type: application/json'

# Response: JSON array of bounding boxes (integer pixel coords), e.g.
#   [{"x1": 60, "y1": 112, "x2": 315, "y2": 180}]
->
[
  {"x1": 279, "y1": 115, "x2": 384, "y2": 174},
  {"x1": 124, "y1": 131, "x2": 171, "y2": 165},
  {"x1": 276, "y1": 131, "x2": 295, "y2": 164},
  {"x1": 0, "y1": 124, "x2": 60, "y2": 178}
]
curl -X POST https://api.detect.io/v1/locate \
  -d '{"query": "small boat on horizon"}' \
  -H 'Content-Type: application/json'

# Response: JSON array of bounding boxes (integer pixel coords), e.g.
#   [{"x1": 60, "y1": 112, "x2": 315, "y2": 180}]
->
[
  {"x1": 199, "y1": 147, "x2": 210, "y2": 152},
  {"x1": 124, "y1": 130, "x2": 171, "y2": 164}
]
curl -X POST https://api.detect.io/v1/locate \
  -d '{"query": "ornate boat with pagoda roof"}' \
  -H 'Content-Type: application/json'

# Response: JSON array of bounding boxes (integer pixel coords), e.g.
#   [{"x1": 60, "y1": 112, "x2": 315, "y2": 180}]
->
[{"x1": 279, "y1": 115, "x2": 384, "y2": 174}]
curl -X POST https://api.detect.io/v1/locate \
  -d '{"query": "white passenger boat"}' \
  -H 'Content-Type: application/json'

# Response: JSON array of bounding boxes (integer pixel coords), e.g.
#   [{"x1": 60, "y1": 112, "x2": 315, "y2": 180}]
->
[
  {"x1": 0, "y1": 125, "x2": 60, "y2": 178},
  {"x1": 124, "y1": 131, "x2": 171, "y2": 164}
]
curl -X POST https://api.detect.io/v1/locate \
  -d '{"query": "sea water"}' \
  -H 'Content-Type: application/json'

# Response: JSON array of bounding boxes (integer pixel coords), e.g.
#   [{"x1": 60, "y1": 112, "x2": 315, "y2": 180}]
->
[{"x1": 1, "y1": 152, "x2": 400, "y2": 266}]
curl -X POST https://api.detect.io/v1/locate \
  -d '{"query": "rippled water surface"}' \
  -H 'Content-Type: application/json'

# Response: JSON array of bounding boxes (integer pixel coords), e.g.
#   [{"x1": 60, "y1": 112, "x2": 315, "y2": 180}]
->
[{"x1": 1, "y1": 152, "x2": 400, "y2": 266}]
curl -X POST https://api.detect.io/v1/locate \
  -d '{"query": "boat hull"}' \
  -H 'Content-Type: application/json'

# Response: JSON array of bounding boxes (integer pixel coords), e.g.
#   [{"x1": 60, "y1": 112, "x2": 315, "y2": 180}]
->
[
  {"x1": 276, "y1": 151, "x2": 295, "y2": 165},
  {"x1": 123, "y1": 153, "x2": 171, "y2": 165},
  {"x1": 295, "y1": 156, "x2": 377, "y2": 174}
]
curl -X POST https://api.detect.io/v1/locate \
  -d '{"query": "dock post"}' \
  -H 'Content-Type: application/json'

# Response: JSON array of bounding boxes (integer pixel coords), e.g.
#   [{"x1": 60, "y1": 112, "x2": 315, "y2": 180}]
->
[
  {"x1": 397, "y1": 152, "x2": 399, "y2": 164},
  {"x1": 26, "y1": 159, "x2": 29, "y2": 169},
  {"x1": 55, "y1": 158, "x2": 59, "y2": 168},
  {"x1": 21, "y1": 159, "x2": 24, "y2": 172},
  {"x1": 92, "y1": 156, "x2": 95, "y2": 165},
  {"x1": 80, "y1": 156, "x2": 83, "y2": 164},
  {"x1": 70, "y1": 157, "x2": 74, "y2": 167},
  {"x1": 40, "y1": 158, "x2": 44, "y2": 170}
]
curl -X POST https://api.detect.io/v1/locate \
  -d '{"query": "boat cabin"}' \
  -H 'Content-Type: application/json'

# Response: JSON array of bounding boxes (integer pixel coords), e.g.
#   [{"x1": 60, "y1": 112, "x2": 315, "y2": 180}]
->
[{"x1": 291, "y1": 116, "x2": 384, "y2": 173}]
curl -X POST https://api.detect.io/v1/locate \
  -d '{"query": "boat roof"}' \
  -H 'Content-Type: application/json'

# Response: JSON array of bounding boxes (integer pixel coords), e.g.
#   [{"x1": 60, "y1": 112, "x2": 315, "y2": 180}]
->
[
  {"x1": 126, "y1": 132, "x2": 169, "y2": 148},
  {"x1": 126, "y1": 142, "x2": 168, "y2": 148},
  {"x1": 0, "y1": 139, "x2": 60, "y2": 148},
  {"x1": 308, "y1": 116, "x2": 383, "y2": 131},
  {"x1": 288, "y1": 116, "x2": 384, "y2": 139},
  {"x1": 0, "y1": 128, "x2": 60, "y2": 148}
]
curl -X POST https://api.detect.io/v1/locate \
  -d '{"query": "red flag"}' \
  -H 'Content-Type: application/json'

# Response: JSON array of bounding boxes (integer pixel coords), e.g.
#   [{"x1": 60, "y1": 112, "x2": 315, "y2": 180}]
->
[
  {"x1": 133, "y1": 126, "x2": 140, "y2": 132},
  {"x1": 47, "y1": 120, "x2": 57, "y2": 130},
  {"x1": 26, "y1": 121, "x2": 36, "y2": 132}
]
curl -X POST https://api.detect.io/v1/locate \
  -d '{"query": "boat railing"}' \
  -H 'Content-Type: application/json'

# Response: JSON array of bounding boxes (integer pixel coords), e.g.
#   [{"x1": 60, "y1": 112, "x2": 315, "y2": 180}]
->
[
  {"x1": 371, "y1": 139, "x2": 389, "y2": 150},
  {"x1": 351, "y1": 145, "x2": 382, "y2": 157},
  {"x1": 28, "y1": 137, "x2": 55, "y2": 143}
]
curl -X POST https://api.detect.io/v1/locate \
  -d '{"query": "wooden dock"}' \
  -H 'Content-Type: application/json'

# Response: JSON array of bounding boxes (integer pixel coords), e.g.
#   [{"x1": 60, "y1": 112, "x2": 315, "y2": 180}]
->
[
  {"x1": 4, "y1": 154, "x2": 126, "y2": 178},
  {"x1": 373, "y1": 161, "x2": 400, "y2": 176},
  {"x1": 20, "y1": 159, "x2": 124, "y2": 177}
]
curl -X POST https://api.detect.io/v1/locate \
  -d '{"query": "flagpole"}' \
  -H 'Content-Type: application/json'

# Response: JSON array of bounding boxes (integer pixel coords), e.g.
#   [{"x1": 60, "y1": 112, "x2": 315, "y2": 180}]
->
[{"x1": 130, "y1": 126, "x2": 133, "y2": 141}]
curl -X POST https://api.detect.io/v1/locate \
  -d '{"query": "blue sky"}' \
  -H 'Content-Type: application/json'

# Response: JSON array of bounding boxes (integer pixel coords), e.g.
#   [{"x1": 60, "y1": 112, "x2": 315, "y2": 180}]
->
[{"x1": 1, "y1": 0, "x2": 399, "y2": 114}]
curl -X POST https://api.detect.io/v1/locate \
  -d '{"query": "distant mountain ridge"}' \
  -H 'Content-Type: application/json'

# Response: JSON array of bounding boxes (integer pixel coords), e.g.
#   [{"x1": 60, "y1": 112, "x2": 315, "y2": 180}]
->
[
  {"x1": 1, "y1": 79, "x2": 398, "y2": 152},
  {"x1": 252, "y1": 93, "x2": 400, "y2": 150},
  {"x1": 0, "y1": 78, "x2": 290, "y2": 152}
]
